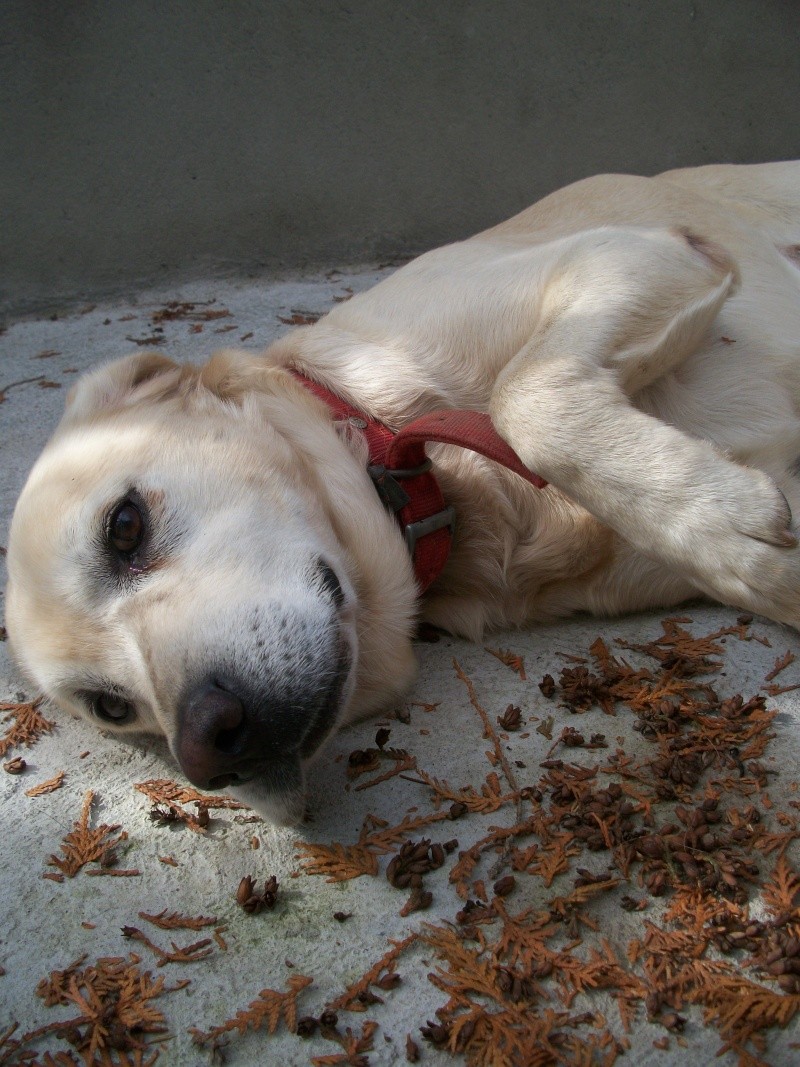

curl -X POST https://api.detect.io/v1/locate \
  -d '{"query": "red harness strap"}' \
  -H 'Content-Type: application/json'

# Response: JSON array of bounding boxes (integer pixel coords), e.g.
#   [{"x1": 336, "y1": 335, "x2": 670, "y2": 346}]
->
[{"x1": 291, "y1": 372, "x2": 547, "y2": 592}]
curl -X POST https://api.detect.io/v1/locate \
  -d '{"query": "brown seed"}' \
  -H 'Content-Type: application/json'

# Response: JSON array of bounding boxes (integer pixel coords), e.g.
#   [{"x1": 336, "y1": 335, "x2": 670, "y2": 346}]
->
[
  {"x1": 538, "y1": 674, "x2": 556, "y2": 697},
  {"x1": 296, "y1": 1015, "x2": 318, "y2": 1038},
  {"x1": 422, "y1": 1021, "x2": 449, "y2": 1046},
  {"x1": 405, "y1": 1034, "x2": 421, "y2": 1062},
  {"x1": 493, "y1": 875, "x2": 516, "y2": 897},
  {"x1": 236, "y1": 876, "x2": 254, "y2": 905},
  {"x1": 375, "y1": 727, "x2": 391, "y2": 749},
  {"x1": 497, "y1": 704, "x2": 522, "y2": 730},
  {"x1": 400, "y1": 888, "x2": 433, "y2": 916},
  {"x1": 661, "y1": 1013, "x2": 686, "y2": 1032},
  {"x1": 3, "y1": 757, "x2": 26, "y2": 774}
]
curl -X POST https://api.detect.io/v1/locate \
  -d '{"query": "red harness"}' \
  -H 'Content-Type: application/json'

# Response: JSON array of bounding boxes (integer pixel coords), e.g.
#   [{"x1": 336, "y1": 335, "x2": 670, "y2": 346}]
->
[{"x1": 292, "y1": 372, "x2": 547, "y2": 592}]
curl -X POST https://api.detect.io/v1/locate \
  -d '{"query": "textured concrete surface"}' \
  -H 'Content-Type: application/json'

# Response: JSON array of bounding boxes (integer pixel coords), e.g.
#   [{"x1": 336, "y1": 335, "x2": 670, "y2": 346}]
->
[
  {"x1": 3, "y1": 0, "x2": 800, "y2": 315},
  {"x1": 1, "y1": 272, "x2": 800, "y2": 1065}
]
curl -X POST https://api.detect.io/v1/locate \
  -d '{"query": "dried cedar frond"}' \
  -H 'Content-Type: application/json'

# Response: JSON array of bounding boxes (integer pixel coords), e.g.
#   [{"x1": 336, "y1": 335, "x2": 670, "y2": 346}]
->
[
  {"x1": 25, "y1": 770, "x2": 65, "y2": 797},
  {"x1": 764, "y1": 650, "x2": 796, "y2": 682},
  {"x1": 138, "y1": 909, "x2": 218, "y2": 931},
  {"x1": 327, "y1": 935, "x2": 416, "y2": 1012},
  {"x1": 296, "y1": 842, "x2": 379, "y2": 882},
  {"x1": 310, "y1": 1019, "x2": 378, "y2": 1066},
  {"x1": 484, "y1": 647, "x2": 527, "y2": 679},
  {"x1": 135, "y1": 778, "x2": 246, "y2": 832},
  {"x1": 350, "y1": 747, "x2": 417, "y2": 791},
  {"x1": 122, "y1": 925, "x2": 214, "y2": 966},
  {"x1": 47, "y1": 791, "x2": 127, "y2": 878},
  {"x1": 761, "y1": 854, "x2": 800, "y2": 921},
  {"x1": 0, "y1": 698, "x2": 54, "y2": 757},
  {"x1": 189, "y1": 973, "x2": 313, "y2": 1046},
  {"x1": 1, "y1": 953, "x2": 181, "y2": 1064}
]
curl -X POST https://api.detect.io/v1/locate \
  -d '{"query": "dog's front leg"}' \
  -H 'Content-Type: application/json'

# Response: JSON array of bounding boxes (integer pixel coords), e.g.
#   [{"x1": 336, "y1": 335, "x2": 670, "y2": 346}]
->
[{"x1": 489, "y1": 227, "x2": 799, "y2": 624}]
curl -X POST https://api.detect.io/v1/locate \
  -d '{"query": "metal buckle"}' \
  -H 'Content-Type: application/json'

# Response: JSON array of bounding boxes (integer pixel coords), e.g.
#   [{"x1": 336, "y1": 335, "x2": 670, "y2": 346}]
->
[
  {"x1": 367, "y1": 459, "x2": 433, "y2": 512},
  {"x1": 404, "y1": 506, "x2": 456, "y2": 557}
]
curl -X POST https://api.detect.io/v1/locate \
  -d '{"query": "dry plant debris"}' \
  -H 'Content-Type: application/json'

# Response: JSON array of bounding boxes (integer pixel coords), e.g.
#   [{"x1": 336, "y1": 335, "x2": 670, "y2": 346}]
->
[
  {"x1": 235, "y1": 875, "x2": 279, "y2": 914},
  {"x1": 188, "y1": 973, "x2": 313, "y2": 1053},
  {"x1": 121, "y1": 927, "x2": 214, "y2": 968},
  {"x1": 289, "y1": 618, "x2": 800, "y2": 1065},
  {"x1": 0, "y1": 699, "x2": 54, "y2": 757},
  {"x1": 0, "y1": 953, "x2": 187, "y2": 1065},
  {"x1": 46, "y1": 791, "x2": 129, "y2": 879},
  {"x1": 134, "y1": 778, "x2": 246, "y2": 833},
  {"x1": 25, "y1": 771, "x2": 65, "y2": 797},
  {"x1": 485, "y1": 647, "x2": 527, "y2": 679},
  {"x1": 5, "y1": 616, "x2": 800, "y2": 1065}
]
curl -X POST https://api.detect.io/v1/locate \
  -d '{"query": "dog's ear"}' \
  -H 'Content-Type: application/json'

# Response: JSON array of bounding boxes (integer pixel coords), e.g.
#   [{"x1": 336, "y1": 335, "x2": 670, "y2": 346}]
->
[{"x1": 62, "y1": 352, "x2": 185, "y2": 425}]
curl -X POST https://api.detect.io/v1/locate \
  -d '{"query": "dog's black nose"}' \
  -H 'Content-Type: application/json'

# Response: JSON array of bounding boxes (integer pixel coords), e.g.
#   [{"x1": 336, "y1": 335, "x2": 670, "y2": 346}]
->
[
  {"x1": 177, "y1": 680, "x2": 251, "y2": 790},
  {"x1": 177, "y1": 675, "x2": 325, "y2": 791}
]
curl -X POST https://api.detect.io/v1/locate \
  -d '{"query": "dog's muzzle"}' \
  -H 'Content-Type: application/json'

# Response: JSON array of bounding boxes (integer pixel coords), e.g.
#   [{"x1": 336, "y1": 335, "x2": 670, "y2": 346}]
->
[{"x1": 176, "y1": 643, "x2": 351, "y2": 795}]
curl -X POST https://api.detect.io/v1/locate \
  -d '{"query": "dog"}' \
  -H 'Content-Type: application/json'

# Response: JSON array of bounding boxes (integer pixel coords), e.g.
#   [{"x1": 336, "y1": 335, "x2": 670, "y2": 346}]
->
[{"x1": 6, "y1": 161, "x2": 800, "y2": 823}]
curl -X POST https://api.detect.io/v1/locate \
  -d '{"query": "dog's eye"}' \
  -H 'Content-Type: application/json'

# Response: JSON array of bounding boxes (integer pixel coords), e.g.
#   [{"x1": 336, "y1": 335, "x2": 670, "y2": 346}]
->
[
  {"x1": 108, "y1": 501, "x2": 144, "y2": 555},
  {"x1": 94, "y1": 692, "x2": 134, "y2": 723}
]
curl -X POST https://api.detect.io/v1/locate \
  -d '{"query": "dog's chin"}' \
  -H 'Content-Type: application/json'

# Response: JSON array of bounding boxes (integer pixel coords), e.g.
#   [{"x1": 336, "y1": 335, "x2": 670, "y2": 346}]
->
[{"x1": 229, "y1": 764, "x2": 308, "y2": 826}]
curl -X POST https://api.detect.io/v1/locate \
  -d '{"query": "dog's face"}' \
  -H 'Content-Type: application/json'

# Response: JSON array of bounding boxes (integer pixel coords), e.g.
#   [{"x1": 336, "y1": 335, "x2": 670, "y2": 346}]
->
[{"x1": 5, "y1": 350, "x2": 417, "y2": 823}]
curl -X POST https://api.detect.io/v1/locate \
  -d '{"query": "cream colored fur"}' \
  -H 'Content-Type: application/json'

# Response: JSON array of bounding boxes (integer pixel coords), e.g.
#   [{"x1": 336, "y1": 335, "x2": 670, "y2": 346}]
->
[{"x1": 6, "y1": 161, "x2": 800, "y2": 821}]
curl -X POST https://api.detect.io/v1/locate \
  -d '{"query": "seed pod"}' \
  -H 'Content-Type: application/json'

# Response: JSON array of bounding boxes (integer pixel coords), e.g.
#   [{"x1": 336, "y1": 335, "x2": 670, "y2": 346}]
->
[
  {"x1": 493, "y1": 875, "x2": 516, "y2": 898},
  {"x1": 405, "y1": 1034, "x2": 421, "y2": 1062},
  {"x1": 236, "y1": 876, "x2": 255, "y2": 905},
  {"x1": 296, "y1": 1016, "x2": 318, "y2": 1038}
]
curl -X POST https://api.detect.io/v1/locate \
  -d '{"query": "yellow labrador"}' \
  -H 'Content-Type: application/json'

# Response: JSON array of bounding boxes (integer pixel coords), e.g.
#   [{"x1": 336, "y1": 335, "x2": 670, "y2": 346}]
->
[{"x1": 6, "y1": 161, "x2": 800, "y2": 823}]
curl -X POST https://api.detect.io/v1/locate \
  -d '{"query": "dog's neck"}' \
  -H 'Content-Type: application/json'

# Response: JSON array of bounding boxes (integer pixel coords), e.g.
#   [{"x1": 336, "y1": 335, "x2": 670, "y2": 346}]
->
[{"x1": 289, "y1": 369, "x2": 546, "y2": 593}]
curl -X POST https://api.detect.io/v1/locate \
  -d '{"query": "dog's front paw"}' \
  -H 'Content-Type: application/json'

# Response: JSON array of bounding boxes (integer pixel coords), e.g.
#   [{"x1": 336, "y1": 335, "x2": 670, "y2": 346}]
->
[{"x1": 667, "y1": 463, "x2": 799, "y2": 624}]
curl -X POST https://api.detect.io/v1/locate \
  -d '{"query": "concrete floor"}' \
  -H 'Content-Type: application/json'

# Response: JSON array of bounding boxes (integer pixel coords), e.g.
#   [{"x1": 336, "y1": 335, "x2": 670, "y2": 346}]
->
[{"x1": 1, "y1": 271, "x2": 799, "y2": 1065}]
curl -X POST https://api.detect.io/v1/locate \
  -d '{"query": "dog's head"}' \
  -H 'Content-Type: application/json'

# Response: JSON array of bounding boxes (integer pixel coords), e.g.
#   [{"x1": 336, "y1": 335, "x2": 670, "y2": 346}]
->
[{"x1": 5, "y1": 350, "x2": 417, "y2": 823}]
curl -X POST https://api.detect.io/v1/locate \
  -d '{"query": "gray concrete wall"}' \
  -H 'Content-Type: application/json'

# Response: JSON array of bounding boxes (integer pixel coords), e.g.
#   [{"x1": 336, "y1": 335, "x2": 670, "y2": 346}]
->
[{"x1": 2, "y1": 0, "x2": 799, "y2": 317}]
